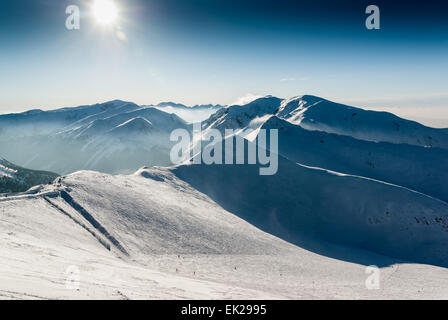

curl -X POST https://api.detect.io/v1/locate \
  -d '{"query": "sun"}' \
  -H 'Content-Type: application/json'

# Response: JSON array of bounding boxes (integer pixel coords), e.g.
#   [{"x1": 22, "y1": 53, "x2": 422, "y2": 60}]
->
[{"x1": 92, "y1": 0, "x2": 118, "y2": 25}]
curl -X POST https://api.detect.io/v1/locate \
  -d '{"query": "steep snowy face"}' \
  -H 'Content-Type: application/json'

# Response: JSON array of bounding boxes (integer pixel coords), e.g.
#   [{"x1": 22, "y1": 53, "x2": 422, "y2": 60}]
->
[
  {"x1": 0, "y1": 158, "x2": 58, "y2": 193},
  {"x1": 276, "y1": 95, "x2": 324, "y2": 121},
  {"x1": 202, "y1": 95, "x2": 448, "y2": 149},
  {"x1": 153, "y1": 102, "x2": 224, "y2": 123},
  {"x1": 199, "y1": 96, "x2": 282, "y2": 142},
  {"x1": 261, "y1": 116, "x2": 448, "y2": 203},
  {"x1": 280, "y1": 96, "x2": 448, "y2": 148},
  {"x1": 169, "y1": 140, "x2": 448, "y2": 268},
  {"x1": 203, "y1": 96, "x2": 281, "y2": 131}
]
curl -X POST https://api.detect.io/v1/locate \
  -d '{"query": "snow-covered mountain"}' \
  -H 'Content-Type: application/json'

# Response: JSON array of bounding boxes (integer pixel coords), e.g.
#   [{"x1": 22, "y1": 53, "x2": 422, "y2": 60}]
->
[
  {"x1": 0, "y1": 158, "x2": 58, "y2": 193},
  {"x1": 261, "y1": 116, "x2": 448, "y2": 203},
  {"x1": 152, "y1": 102, "x2": 224, "y2": 123},
  {"x1": 2, "y1": 164, "x2": 448, "y2": 299},
  {"x1": 0, "y1": 101, "x2": 191, "y2": 174},
  {"x1": 2, "y1": 95, "x2": 446, "y2": 176},
  {"x1": 197, "y1": 95, "x2": 448, "y2": 203},
  {"x1": 59, "y1": 106, "x2": 189, "y2": 139},
  {"x1": 203, "y1": 95, "x2": 448, "y2": 148},
  {"x1": 280, "y1": 95, "x2": 448, "y2": 148},
  {"x1": 1, "y1": 94, "x2": 448, "y2": 299},
  {"x1": 0, "y1": 100, "x2": 142, "y2": 138},
  {"x1": 173, "y1": 137, "x2": 448, "y2": 267}
]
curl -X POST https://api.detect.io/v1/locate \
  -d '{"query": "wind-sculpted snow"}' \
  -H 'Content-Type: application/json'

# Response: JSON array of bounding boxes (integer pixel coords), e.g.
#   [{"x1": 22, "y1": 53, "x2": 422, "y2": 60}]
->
[
  {"x1": 202, "y1": 96, "x2": 281, "y2": 135},
  {"x1": 170, "y1": 137, "x2": 448, "y2": 268},
  {"x1": 199, "y1": 96, "x2": 448, "y2": 203},
  {"x1": 261, "y1": 116, "x2": 448, "y2": 203},
  {"x1": 1, "y1": 190, "x2": 287, "y2": 299},
  {"x1": 203, "y1": 95, "x2": 448, "y2": 148},
  {"x1": 54, "y1": 170, "x2": 286, "y2": 256},
  {"x1": 279, "y1": 96, "x2": 448, "y2": 148}
]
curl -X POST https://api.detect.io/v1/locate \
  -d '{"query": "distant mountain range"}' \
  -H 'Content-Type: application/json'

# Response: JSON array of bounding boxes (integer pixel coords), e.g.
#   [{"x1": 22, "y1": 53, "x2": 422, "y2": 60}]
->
[
  {"x1": 1, "y1": 95, "x2": 448, "y2": 299},
  {"x1": 0, "y1": 100, "x2": 191, "y2": 174},
  {"x1": 1, "y1": 95, "x2": 447, "y2": 178},
  {"x1": 151, "y1": 102, "x2": 224, "y2": 123}
]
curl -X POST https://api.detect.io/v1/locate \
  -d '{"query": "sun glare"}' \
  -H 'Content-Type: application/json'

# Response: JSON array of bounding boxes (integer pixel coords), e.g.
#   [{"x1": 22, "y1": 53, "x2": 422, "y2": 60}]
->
[{"x1": 92, "y1": 0, "x2": 118, "y2": 25}]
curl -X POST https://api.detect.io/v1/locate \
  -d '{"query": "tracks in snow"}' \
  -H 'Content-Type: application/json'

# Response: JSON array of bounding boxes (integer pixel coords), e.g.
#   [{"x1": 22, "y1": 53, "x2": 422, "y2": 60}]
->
[{"x1": 42, "y1": 190, "x2": 129, "y2": 256}]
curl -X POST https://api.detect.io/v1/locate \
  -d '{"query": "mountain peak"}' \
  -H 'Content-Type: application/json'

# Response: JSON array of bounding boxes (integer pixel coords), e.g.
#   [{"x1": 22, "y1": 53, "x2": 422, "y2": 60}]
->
[
  {"x1": 108, "y1": 117, "x2": 154, "y2": 136},
  {"x1": 156, "y1": 101, "x2": 224, "y2": 110},
  {"x1": 157, "y1": 101, "x2": 187, "y2": 108}
]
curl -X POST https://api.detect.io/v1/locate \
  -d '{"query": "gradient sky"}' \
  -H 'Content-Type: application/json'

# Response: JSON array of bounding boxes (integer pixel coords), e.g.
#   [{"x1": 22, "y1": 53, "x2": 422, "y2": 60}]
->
[{"x1": 1, "y1": 0, "x2": 447, "y2": 126}]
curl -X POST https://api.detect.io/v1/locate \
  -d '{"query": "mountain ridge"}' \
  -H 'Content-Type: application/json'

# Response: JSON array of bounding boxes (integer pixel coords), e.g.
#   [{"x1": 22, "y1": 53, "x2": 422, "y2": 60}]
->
[{"x1": 0, "y1": 157, "x2": 59, "y2": 193}]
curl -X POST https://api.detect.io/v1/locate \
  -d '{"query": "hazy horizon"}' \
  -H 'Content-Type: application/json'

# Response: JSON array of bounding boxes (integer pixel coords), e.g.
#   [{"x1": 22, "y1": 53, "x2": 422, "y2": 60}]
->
[
  {"x1": 1, "y1": 0, "x2": 447, "y2": 127},
  {"x1": 2, "y1": 93, "x2": 447, "y2": 129}
]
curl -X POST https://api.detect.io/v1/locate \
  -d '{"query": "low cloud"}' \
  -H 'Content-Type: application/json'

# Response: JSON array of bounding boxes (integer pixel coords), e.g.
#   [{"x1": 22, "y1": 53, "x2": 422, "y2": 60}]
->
[
  {"x1": 231, "y1": 94, "x2": 264, "y2": 106},
  {"x1": 280, "y1": 77, "x2": 309, "y2": 82}
]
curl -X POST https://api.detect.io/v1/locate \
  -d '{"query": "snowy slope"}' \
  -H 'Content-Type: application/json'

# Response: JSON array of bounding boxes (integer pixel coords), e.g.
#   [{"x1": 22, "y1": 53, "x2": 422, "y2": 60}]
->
[
  {"x1": 261, "y1": 116, "x2": 448, "y2": 203},
  {"x1": 203, "y1": 95, "x2": 448, "y2": 148},
  {"x1": 0, "y1": 191, "x2": 281, "y2": 299},
  {"x1": 279, "y1": 95, "x2": 448, "y2": 148},
  {"x1": 2, "y1": 167, "x2": 448, "y2": 299},
  {"x1": 0, "y1": 167, "x2": 448, "y2": 299},
  {"x1": 202, "y1": 96, "x2": 281, "y2": 137},
  {"x1": 2, "y1": 96, "x2": 448, "y2": 299},
  {"x1": 197, "y1": 98, "x2": 448, "y2": 203},
  {"x1": 171, "y1": 138, "x2": 448, "y2": 268},
  {"x1": 0, "y1": 158, "x2": 58, "y2": 193}
]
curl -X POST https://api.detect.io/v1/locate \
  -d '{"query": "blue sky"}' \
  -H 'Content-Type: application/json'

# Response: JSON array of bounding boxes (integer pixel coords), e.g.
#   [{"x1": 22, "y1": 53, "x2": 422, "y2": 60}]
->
[{"x1": 1, "y1": 0, "x2": 447, "y2": 126}]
